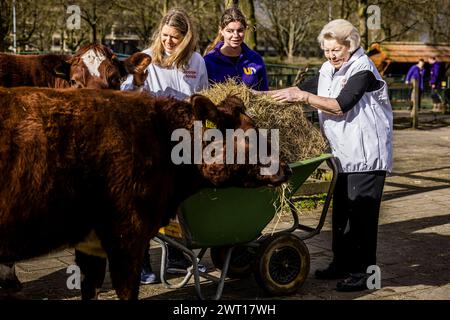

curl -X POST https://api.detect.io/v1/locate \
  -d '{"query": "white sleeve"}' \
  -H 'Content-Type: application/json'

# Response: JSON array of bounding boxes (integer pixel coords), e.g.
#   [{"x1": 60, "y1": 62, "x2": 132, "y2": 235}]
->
[
  {"x1": 196, "y1": 55, "x2": 209, "y2": 92},
  {"x1": 120, "y1": 74, "x2": 136, "y2": 91},
  {"x1": 121, "y1": 48, "x2": 153, "y2": 92},
  {"x1": 120, "y1": 73, "x2": 150, "y2": 92}
]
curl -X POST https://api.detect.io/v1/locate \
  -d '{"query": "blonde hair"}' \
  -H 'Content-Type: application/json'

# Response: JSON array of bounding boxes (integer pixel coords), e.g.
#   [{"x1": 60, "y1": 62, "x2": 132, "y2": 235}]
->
[
  {"x1": 204, "y1": 7, "x2": 248, "y2": 56},
  {"x1": 150, "y1": 8, "x2": 197, "y2": 70},
  {"x1": 317, "y1": 19, "x2": 360, "y2": 53}
]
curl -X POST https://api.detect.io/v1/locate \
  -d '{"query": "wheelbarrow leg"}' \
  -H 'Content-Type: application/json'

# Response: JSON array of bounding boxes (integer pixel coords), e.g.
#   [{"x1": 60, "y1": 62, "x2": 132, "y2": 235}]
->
[
  {"x1": 189, "y1": 246, "x2": 234, "y2": 300},
  {"x1": 211, "y1": 246, "x2": 233, "y2": 300},
  {"x1": 298, "y1": 157, "x2": 339, "y2": 240},
  {"x1": 154, "y1": 236, "x2": 194, "y2": 289},
  {"x1": 155, "y1": 235, "x2": 234, "y2": 300},
  {"x1": 282, "y1": 156, "x2": 339, "y2": 240}
]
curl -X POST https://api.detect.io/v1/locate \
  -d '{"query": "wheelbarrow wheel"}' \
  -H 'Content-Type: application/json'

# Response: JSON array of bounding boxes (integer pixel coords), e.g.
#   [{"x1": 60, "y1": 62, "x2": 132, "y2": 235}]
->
[
  {"x1": 254, "y1": 233, "x2": 310, "y2": 296},
  {"x1": 210, "y1": 245, "x2": 254, "y2": 278}
]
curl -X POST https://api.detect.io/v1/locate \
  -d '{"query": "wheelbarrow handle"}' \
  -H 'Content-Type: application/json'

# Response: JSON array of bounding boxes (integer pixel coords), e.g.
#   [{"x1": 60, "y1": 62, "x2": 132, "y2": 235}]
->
[{"x1": 285, "y1": 156, "x2": 339, "y2": 240}]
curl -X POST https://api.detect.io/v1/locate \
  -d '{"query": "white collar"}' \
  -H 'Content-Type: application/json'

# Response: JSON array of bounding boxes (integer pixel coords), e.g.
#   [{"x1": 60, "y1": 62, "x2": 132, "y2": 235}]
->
[
  {"x1": 323, "y1": 47, "x2": 365, "y2": 77},
  {"x1": 334, "y1": 47, "x2": 364, "y2": 76}
]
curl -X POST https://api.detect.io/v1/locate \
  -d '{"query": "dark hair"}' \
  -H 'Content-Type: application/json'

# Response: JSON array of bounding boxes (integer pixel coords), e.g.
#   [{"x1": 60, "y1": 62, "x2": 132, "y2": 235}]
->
[{"x1": 204, "y1": 7, "x2": 247, "y2": 55}]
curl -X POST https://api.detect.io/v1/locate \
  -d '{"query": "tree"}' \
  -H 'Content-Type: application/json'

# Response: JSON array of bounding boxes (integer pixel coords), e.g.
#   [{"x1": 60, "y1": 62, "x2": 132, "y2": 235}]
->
[
  {"x1": 54, "y1": 0, "x2": 119, "y2": 45},
  {"x1": 259, "y1": 0, "x2": 320, "y2": 61},
  {"x1": 357, "y1": 0, "x2": 368, "y2": 49},
  {"x1": 413, "y1": 0, "x2": 450, "y2": 43},
  {"x1": 81, "y1": 0, "x2": 117, "y2": 43},
  {"x1": 0, "y1": 0, "x2": 12, "y2": 51},
  {"x1": 225, "y1": 0, "x2": 239, "y2": 7},
  {"x1": 4, "y1": 0, "x2": 61, "y2": 52},
  {"x1": 175, "y1": 0, "x2": 224, "y2": 51},
  {"x1": 368, "y1": 0, "x2": 428, "y2": 45},
  {"x1": 115, "y1": 0, "x2": 164, "y2": 46},
  {"x1": 240, "y1": 0, "x2": 256, "y2": 50},
  {"x1": 9, "y1": 0, "x2": 41, "y2": 51}
]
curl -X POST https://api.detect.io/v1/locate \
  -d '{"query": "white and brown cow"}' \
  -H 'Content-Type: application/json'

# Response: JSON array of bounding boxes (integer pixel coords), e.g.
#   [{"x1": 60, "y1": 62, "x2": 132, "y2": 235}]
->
[
  {"x1": 0, "y1": 44, "x2": 150, "y2": 89},
  {"x1": 0, "y1": 88, "x2": 290, "y2": 300}
]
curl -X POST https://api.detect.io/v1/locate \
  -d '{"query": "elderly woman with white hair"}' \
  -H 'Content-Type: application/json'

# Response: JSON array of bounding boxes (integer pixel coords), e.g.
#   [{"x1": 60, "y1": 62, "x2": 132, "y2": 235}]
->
[{"x1": 268, "y1": 19, "x2": 393, "y2": 292}]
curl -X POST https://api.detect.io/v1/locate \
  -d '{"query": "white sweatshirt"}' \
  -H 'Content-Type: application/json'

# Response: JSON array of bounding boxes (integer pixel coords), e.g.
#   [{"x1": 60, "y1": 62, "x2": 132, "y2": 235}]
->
[{"x1": 121, "y1": 49, "x2": 209, "y2": 100}]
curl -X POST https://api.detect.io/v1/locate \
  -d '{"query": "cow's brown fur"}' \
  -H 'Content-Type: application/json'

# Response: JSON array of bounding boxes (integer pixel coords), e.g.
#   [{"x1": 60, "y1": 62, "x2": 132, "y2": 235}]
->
[
  {"x1": 0, "y1": 87, "x2": 289, "y2": 299},
  {"x1": 0, "y1": 54, "x2": 72, "y2": 88}
]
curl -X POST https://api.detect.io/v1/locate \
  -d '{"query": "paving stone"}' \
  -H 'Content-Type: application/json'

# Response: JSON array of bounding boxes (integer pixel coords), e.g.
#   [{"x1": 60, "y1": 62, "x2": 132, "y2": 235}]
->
[
  {"x1": 402, "y1": 285, "x2": 450, "y2": 299},
  {"x1": 17, "y1": 258, "x2": 67, "y2": 272}
]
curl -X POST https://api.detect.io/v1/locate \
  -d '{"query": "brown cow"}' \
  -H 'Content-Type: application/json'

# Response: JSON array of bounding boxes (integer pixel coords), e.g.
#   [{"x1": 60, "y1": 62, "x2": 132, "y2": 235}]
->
[
  {"x1": 0, "y1": 44, "x2": 151, "y2": 89},
  {"x1": 0, "y1": 44, "x2": 151, "y2": 292},
  {"x1": 0, "y1": 88, "x2": 290, "y2": 300}
]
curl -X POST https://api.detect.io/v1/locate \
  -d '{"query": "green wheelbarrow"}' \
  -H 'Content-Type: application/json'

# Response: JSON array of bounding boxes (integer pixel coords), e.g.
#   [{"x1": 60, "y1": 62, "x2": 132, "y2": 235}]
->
[{"x1": 155, "y1": 153, "x2": 339, "y2": 299}]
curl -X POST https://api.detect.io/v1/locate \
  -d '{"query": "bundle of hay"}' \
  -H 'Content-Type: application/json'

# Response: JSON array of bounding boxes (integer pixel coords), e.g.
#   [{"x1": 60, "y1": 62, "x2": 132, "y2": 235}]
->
[{"x1": 200, "y1": 80, "x2": 328, "y2": 163}]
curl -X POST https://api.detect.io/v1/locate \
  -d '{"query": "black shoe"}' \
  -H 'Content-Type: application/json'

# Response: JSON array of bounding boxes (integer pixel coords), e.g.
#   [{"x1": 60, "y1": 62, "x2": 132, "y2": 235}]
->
[
  {"x1": 315, "y1": 263, "x2": 348, "y2": 280},
  {"x1": 336, "y1": 273, "x2": 369, "y2": 292}
]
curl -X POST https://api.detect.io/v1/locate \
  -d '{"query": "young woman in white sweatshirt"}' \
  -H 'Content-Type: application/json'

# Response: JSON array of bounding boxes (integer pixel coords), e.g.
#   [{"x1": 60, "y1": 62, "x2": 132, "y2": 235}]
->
[
  {"x1": 121, "y1": 8, "x2": 208, "y2": 285},
  {"x1": 121, "y1": 8, "x2": 208, "y2": 100}
]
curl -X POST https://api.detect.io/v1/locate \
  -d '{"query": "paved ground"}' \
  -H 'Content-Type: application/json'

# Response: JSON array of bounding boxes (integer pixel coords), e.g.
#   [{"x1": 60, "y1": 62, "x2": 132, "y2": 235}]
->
[{"x1": 2, "y1": 111, "x2": 450, "y2": 300}]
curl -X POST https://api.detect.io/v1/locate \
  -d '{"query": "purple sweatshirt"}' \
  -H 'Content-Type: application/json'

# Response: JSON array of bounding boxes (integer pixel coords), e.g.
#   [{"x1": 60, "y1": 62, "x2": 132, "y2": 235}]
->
[
  {"x1": 406, "y1": 64, "x2": 425, "y2": 90},
  {"x1": 204, "y1": 41, "x2": 269, "y2": 91},
  {"x1": 429, "y1": 61, "x2": 445, "y2": 86}
]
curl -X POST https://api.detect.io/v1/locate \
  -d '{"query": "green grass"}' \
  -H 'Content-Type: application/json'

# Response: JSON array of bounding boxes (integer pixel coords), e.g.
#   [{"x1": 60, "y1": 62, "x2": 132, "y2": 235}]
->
[
  {"x1": 292, "y1": 193, "x2": 328, "y2": 211},
  {"x1": 309, "y1": 168, "x2": 333, "y2": 181}
]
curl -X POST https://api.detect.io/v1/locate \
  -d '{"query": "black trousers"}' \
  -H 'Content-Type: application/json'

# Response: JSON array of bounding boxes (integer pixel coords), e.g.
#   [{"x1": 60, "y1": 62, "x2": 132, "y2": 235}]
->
[{"x1": 332, "y1": 171, "x2": 386, "y2": 274}]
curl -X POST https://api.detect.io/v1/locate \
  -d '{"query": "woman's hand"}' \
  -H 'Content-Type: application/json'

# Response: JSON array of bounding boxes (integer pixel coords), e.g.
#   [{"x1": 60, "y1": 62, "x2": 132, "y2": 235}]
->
[{"x1": 267, "y1": 87, "x2": 310, "y2": 103}]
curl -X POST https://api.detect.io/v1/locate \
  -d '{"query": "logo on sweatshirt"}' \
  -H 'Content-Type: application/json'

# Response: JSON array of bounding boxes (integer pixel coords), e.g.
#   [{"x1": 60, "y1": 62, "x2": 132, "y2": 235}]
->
[
  {"x1": 184, "y1": 70, "x2": 197, "y2": 79},
  {"x1": 243, "y1": 67, "x2": 257, "y2": 75}
]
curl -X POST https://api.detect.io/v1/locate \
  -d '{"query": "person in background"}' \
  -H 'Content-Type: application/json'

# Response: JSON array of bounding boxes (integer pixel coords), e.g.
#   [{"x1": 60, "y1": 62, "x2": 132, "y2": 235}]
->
[
  {"x1": 405, "y1": 59, "x2": 425, "y2": 110},
  {"x1": 121, "y1": 8, "x2": 208, "y2": 285},
  {"x1": 265, "y1": 19, "x2": 393, "y2": 292},
  {"x1": 203, "y1": 7, "x2": 268, "y2": 91},
  {"x1": 428, "y1": 56, "x2": 446, "y2": 112}
]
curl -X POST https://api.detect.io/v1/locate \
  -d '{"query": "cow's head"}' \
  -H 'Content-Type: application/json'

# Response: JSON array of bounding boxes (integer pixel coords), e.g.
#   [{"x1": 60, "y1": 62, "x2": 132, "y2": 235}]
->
[
  {"x1": 188, "y1": 94, "x2": 291, "y2": 188},
  {"x1": 54, "y1": 44, "x2": 151, "y2": 89}
]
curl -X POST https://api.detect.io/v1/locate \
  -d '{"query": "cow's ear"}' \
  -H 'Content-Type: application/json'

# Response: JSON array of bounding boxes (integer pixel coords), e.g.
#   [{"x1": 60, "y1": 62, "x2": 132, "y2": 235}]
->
[
  {"x1": 218, "y1": 95, "x2": 246, "y2": 121},
  {"x1": 52, "y1": 60, "x2": 71, "y2": 81},
  {"x1": 191, "y1": 94, "x2": 220, "y2": 126},
  {"x1": 220, "y1": 95, "x2": 246, "y2": 114},
  {"x1": 121, "y1": 52, "x2": 152, "y2": 77}
]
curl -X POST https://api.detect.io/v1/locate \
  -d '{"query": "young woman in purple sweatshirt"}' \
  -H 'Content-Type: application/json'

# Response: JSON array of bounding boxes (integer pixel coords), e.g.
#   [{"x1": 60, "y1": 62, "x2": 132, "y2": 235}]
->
[{"x1": 203, "y1": 7, "x2": 269, "y2": 91}]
